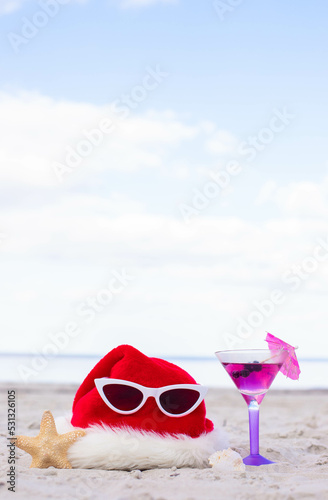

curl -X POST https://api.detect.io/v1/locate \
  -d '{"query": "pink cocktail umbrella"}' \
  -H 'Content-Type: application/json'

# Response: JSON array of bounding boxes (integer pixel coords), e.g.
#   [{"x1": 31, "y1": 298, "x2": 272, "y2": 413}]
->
[{"x1": 265, "y1": 332, "x2": 301, "y2": 380}]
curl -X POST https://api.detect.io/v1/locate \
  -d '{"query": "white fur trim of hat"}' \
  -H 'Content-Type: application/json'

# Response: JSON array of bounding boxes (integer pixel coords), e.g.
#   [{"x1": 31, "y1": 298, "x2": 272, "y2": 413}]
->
[{"x1": 56, "y1": 415, "x2": 229, "y2": 470}]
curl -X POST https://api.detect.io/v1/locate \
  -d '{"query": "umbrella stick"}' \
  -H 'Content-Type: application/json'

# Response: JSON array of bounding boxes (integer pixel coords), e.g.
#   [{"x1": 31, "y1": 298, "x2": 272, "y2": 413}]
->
[{"x1": 260, "y1": 348, "x2": 285, "y2": 364}]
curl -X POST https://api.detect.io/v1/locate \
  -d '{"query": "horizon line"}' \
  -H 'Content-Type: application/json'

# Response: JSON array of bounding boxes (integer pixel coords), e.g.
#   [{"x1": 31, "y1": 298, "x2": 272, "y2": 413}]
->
[{"x1": 0, "y1": 352, "x2": 326, "y2": 363}]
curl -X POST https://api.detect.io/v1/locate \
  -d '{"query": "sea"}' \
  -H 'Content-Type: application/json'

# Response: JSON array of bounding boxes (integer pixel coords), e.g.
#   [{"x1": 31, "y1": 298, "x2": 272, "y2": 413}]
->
[{"x1": 0, "y1": 354, "x2": 327, "y2": 390}]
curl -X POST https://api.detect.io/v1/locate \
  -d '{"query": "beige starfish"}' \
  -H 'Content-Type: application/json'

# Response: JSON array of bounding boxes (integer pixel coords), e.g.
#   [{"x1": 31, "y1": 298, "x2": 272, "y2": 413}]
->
[{"x1": 13, "y1": 410, "x2": 85, "y2": 469}]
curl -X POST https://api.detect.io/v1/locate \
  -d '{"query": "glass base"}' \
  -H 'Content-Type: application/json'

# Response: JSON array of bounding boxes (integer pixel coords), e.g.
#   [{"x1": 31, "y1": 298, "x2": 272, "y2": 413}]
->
[{"x1": 243, "y1": 454, "x2": 275, "y2": 466}]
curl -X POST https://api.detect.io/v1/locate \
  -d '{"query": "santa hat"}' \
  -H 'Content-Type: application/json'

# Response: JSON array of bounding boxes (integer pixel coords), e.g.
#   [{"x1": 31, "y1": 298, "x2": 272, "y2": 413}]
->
[{"x1": 56, "y1": 345, "x2": 227, "y2": 469}]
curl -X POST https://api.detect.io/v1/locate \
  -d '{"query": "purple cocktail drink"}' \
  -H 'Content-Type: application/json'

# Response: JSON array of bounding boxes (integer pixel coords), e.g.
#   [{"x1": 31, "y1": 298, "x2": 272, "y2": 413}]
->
[
  {"x1": 216, "y1": 349, "x2": 288, "y2": 466},
  {"x1": 222, "y1": 361, "x2": 283, "y2": 405}
]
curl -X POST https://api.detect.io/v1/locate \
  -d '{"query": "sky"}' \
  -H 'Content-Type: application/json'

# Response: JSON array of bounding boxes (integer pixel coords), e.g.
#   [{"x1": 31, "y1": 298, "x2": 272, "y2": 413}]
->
[{"x1": 0, "y1": 0, "x2": 328, "y2": 364}]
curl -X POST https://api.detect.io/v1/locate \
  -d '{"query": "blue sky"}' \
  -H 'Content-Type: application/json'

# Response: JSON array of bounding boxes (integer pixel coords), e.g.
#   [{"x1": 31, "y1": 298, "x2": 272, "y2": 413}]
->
[
  {"x1": 2, "y1": 1, "x2": 328, "y2": 137},
  {"x1": 0, "y1": 0, "x2": 328, "y2": 376}
]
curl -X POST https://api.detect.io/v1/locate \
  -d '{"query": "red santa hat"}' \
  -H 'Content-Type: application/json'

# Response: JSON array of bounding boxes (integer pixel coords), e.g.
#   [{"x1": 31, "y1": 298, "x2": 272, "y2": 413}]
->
[{"x1": 56, "y1": 345, "x2": 227, "y2": 469}]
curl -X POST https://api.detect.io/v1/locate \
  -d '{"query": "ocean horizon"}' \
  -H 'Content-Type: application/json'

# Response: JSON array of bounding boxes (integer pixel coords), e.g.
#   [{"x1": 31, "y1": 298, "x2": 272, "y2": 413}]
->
[{"x1": 0, "y1": 353, "x2": 327, "y2": 390}]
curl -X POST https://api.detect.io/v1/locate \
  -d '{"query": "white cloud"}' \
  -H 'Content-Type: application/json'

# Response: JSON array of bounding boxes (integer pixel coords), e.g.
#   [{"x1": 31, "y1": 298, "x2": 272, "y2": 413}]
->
[
  {"x1": 0, "y1": 91, "x2": 238, "y2": 188},
  {"x1": 0, "y1": 0, "x2": 176, "y2": 15},
  {"x1": 205, "y1": 129, "x2": 238, "y2": 155},
  {"x1": 256, "y1": 178, "x2": 328, "y2": 217},
  {"x1": 0, "y1": 91, "x2": 200, "y2": 187},
  {"x1": 254, "y1": 179, "x2": 277, "y2": 205},
  {"x1": 0, "y1": 0, "x2": 87, "y2": 15},
  {"x1": 1, "y1": 192, "x2": 328, "y2": 278},
  {"x1": 278, "y1": 181, "x2": 328, "y2": 216},
  {"x1": 0, "y1": 0, "x2": 27, "y2": 15}
]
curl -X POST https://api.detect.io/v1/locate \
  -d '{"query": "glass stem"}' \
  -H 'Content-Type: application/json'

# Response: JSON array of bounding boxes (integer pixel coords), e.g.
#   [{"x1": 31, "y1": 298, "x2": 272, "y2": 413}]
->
[{"x1": 248, "y1": 400, "x2": 260, "y2": 455}]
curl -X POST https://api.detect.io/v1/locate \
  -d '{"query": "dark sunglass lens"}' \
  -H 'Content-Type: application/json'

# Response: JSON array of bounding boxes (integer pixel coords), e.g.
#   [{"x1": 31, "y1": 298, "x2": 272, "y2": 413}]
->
[
  {"x1": 103, "y1": 384, "x2": 143, "y2": 411},
  {"x1": 159, "y1": 389, "x2": 200, "y2": 415}
]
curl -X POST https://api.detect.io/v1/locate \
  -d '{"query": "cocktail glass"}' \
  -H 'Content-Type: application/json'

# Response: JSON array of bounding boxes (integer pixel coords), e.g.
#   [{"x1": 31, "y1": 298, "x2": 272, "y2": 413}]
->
[{"x1": 215, "y1": 348, "x2": 288, "y2": 466}]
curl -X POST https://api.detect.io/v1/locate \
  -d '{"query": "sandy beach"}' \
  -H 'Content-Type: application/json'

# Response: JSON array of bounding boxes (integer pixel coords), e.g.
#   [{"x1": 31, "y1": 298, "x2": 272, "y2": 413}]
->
[{"x1": 1, "y1": 382, "x2": 327, "y2": 499}]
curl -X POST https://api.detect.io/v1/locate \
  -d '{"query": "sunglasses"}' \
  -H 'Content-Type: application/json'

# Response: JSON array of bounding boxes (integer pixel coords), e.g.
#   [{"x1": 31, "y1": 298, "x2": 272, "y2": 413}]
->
[{"x1": 95, "y1": 378, "x2": 208, "y2": 417}]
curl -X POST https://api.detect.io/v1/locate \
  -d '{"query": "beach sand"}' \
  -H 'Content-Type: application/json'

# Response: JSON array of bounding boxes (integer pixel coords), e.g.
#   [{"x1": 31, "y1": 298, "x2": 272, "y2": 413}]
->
[{"x1": 1, "y1": 383, "x2": 327, "y2": 499}]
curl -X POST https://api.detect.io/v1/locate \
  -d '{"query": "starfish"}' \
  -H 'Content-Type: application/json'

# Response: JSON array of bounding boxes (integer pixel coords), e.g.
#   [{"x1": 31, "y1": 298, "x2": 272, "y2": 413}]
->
[{"x1": 13, "y1": 410, "x2": 85, "y2": 469}]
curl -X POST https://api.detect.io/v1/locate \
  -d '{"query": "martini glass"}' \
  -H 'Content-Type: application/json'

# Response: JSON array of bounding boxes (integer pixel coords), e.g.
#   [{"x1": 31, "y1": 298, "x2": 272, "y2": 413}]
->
[{"x1": 215, "y1": 348, "x2": 288, "y2": 466}]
